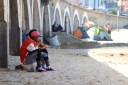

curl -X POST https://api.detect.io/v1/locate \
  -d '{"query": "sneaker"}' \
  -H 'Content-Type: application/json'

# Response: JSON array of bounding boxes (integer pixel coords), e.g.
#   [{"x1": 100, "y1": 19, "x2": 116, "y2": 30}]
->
[
  {"x1": 15, "y1": 64, "x2": 24, "y2": 70},
  {"x1": 36, "y1": 67, "x2": 48, "y2": 72},
  {"x1": 46, "y1": 66, "x2": 54, "y2": 71}
]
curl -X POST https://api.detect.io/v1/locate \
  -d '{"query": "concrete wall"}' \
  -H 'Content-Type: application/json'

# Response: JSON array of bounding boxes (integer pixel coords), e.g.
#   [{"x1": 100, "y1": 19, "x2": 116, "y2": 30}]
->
[
  {"x1": 26, "y1": 0, "x2": 127, "y2": 38},
  {"x1": 58, "y1": 0, "x2": 128, "y2": 30},
  {"x1": 85, "y1": 9, "x2": 128, "y2": 30}
]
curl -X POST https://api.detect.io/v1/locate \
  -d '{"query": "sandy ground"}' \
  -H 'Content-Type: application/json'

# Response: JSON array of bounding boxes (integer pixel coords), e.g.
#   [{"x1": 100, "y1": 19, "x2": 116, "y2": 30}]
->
[
  {"x1": 111, "y1": 29, "x2": 128, "y2": 42},
  {"x1": 0, "y1": 47, "x2": 128, "y2": 85}
]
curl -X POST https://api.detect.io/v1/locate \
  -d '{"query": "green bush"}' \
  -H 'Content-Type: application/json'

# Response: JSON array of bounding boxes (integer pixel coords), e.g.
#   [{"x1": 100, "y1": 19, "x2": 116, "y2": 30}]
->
[{"x1": 108, "y1": 8, "x2": 117, "y2": 14}]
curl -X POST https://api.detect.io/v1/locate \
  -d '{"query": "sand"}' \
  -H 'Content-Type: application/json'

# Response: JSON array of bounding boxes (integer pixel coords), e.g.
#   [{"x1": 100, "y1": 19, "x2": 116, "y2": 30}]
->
[{"x1": 0, "y1": 47, "x2": 128, "y2": 85}]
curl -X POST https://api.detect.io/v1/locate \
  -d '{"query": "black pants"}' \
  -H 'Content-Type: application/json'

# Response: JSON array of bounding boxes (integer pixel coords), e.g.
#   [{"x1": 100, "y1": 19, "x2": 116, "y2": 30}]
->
[{"x1": 25, "y1": 49, "x2": 48, "y2": 65}]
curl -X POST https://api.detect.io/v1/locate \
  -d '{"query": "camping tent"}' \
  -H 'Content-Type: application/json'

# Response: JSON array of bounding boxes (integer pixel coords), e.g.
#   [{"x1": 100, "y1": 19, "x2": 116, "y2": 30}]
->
[
  {"x1": 73, "y1": 21, "x2": 112, "y2": 41},
  {"x1": 73, "y1": 26, "x2": 89, "y2": 39},
  {"x1": 87, "y1": 26, "x2": 112, "y2": 41},
  {"x1": 84, "y1": 21, "x2": 95, "y2": 28}
]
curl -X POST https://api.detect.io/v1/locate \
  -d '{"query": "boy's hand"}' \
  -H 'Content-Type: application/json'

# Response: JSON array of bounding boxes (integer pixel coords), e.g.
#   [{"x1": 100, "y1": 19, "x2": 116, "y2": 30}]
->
[
  {"x1": 42, "y1": 44, "x2": 48, "y2": 49},
  {"x1": 39, "y1": 43, "x2": 48, "y2": 49}
]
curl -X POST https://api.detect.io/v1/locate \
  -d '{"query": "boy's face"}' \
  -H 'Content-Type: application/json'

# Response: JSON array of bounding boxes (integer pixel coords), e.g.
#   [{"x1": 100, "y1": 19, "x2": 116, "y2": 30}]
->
[{"x1": 33, "y1": 37, "x2": 41, "y2": 43}]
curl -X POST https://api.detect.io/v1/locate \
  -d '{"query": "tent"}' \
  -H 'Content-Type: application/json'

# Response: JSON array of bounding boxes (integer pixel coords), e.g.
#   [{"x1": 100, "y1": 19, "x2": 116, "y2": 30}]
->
[
  {"x1": 73, "y1": 29, "x2": 82, "y2": 38},
  {"x1": 84, "y1": 21, "x2": 95, "y2": 28},
  {"x1": 87, "y1": 26, "x2": 112, "y2": 41},
  {"x1": 73, "y1": 21, "x2": 112, "y2": 41},
  {"x1": 73, "y1": 26, "x2": 89, "y2": 39}
]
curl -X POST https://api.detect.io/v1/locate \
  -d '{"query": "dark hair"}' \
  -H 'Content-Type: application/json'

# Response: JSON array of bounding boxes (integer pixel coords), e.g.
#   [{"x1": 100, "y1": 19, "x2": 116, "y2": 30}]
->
[{"x1": 28, "y1": 29, "x2": 37, "y2": 39}]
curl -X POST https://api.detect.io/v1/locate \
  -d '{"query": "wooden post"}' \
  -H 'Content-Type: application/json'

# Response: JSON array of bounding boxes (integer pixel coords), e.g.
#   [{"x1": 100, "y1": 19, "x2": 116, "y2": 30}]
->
[{"x1": 0, "y1": 0, "x2": 8, "y2": 68}]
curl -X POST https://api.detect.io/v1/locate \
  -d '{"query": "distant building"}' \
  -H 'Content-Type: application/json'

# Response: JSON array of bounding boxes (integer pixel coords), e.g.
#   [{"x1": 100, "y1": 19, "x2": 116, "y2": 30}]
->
[
  {"x1": 81, "y1": 0, "x2": 103, "y2": 10},
  {"x1": 117, "y1": 0, "x2": 128, "y2": 12},
  {"x1": 105, "y1": 2, "x2": 117, "y2": 9},
  {"x1": 65, "y1": 0, "x2": 117, "y2": 10}
]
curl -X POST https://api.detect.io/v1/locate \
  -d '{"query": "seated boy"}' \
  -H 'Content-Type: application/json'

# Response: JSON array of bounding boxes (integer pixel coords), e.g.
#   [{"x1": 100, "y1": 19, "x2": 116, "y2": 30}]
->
[{"x1": 20, "y1": 29, "x2": 53, "y2": 72}]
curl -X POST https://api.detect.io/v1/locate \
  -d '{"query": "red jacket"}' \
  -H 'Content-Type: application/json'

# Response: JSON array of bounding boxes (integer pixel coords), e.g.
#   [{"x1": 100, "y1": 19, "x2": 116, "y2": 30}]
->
[{"x1": 20, "y1": 37, "x2": 38, "y2": 64}]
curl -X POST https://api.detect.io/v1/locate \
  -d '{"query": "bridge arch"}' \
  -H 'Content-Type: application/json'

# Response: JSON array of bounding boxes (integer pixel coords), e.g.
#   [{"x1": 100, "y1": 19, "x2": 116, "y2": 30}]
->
[
  {"x1": 53, "y1": 2, "x2": 62, "y2": 26},
  {"x1": 73, "y1": 10, "x2": 80, "y2": 31},
  {"x1": 63, "y1": 7, "x2": 71, "y2": 34},
  {"x1": 81, "y1": 12, "x2": 89, "y2": 24}
]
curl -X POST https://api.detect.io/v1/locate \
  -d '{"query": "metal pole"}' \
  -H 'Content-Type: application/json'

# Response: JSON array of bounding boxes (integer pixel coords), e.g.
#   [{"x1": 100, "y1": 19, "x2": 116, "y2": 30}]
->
[
  {"x1": 121, "y1": 0, "x2": 123, "y2": 12},
  {"x1": 98, "y1": 0, "x2": 99, "y2": 8},
  {"x1": 94, "y1": 0, "x2": 95, "y2": 10},
  {"x1": 117, "y1": 10, "x2": 119, "y2": 30},
  {"x1": 85, "y1": 0, "x2": 86, "y2": 6}
]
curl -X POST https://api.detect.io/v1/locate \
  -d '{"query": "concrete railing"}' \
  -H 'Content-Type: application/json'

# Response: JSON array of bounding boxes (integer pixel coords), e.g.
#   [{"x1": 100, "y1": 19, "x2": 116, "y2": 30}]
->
[{"x1": 53, "y1": 0, "x2": 128, "y2": 30}]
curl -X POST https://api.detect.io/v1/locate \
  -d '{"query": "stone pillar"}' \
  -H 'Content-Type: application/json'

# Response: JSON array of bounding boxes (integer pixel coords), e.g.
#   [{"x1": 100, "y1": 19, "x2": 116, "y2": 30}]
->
[
  {"x1": 0, "y1": 0, "x2": 4, "y2": 21},
  {"x1": 43, "y1": 6, "x2": 49, "y2": 37},
  {"x1": 9, "y1": 0, "x2": 20, "y2": 55},
  {"x1": 23, "y1": 0, "x2": 29, "y2": 31},
  {"x1": 0, "y1": 0, "x2": 8, "y2": 68},
  {"x1": 33, "y1": 0, "x2": 40, "y2": 31}
]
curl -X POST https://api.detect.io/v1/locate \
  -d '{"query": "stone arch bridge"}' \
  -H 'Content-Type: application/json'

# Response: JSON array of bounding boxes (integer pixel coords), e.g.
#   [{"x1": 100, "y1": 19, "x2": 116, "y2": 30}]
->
[{"x1": 0, "y1": 0, "x2": 128, "y2": 57}]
